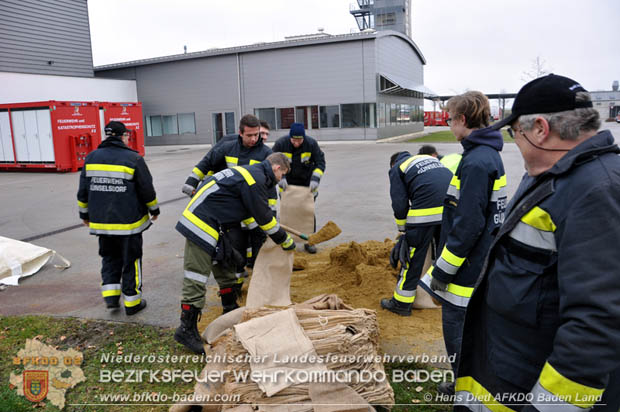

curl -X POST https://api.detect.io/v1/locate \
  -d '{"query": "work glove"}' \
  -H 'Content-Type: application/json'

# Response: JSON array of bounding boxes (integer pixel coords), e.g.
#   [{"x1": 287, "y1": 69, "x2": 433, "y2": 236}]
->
[
  {"x1": 430, "y1": 277, "x2": 449, "y2": 292},
  {"x1": 278, "y1": 177, "x2": 288, "y2": 192},
  {"x1": 182, "y1": 184, "x2": 195, "y2": 197},
  {"x1": 309, "y1": 180, "x2": 319, "y2": 192},
  {"x1": 389, "y1": 235, "x2": 404, "y2": 269},
  {"x1": 282, "y1": 237, "x2": 296, "y2": 251}
]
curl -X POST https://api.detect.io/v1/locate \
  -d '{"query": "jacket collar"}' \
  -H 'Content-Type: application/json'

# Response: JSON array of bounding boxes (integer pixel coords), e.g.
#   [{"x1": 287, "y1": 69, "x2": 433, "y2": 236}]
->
[
  {"x1": 461, "y1": 126, "x2": 504, "y2": 152},
  {"x1": 544, "y1": 130, "x2": 619, "y2": 176},
  {"x1": 260, "y1": 160, "x2": 276, "y2": 188},
  {"x1": 98, "y1": 136, "x2": 134, "y2": 151}
]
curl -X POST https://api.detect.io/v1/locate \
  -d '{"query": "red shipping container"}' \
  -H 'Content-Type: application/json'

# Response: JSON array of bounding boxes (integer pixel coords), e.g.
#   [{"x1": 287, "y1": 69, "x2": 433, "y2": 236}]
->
[{"x1": 99, "y1": 102, "x2": 145, "y2": 156}]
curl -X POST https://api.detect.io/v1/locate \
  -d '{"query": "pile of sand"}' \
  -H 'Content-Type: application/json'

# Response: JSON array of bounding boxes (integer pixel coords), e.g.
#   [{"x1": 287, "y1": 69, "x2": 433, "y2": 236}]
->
[{"x1": 198, "y1": 240, "x2": 445, "y2": 365}]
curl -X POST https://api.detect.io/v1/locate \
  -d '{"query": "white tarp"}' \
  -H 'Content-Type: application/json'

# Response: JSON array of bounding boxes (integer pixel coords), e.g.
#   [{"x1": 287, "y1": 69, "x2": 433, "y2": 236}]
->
[{"x1": 0, "y1": 236, "x2": 70, "y2": 286}]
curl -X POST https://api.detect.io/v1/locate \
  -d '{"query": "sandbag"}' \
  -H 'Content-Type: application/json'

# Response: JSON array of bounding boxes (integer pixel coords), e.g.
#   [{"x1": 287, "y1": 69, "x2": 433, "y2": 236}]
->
[
  {"x1": 412, "y1": 248, "x2": 440, "y2": 309},
  {"x1": 202, "y1": 306, "x2": 246, "y2": 344},
  {"x1": 280, "y1": 185, "x2": 315, "y2": 243},
  {"x1": 245, "y1": 238, "x2": 293, "y2": 308},
  {"x1": 0, "y1": 236, "x2": 70, "y2": 286}
]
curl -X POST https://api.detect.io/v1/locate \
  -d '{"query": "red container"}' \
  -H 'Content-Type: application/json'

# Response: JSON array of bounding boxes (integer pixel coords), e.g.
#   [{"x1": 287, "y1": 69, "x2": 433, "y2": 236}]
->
[
  {"x1": 99, "y1": 102, "x2": 145, "y2": 156},
  {"x1": 0, "y1": 100, "x2": 144, "y2": 173},
  {"x1": 424, "y1": 111, "x2": 449, "y2": 126},
  {"x1": 0, "y1": 101, "x2": 101, "y2": 172}
]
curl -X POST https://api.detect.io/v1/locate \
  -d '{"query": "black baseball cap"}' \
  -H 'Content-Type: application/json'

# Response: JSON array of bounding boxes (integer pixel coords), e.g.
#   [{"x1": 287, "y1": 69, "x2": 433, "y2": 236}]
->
[
  {"x1": 490, "y1": 74, "x2": 593, "y2": 130},
  {"x1": 104, "y1": 121, "x2": 131, "y2": 137}
]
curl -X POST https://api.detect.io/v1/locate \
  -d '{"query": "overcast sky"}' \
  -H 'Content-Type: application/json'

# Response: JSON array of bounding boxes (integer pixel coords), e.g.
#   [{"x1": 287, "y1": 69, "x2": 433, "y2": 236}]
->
[{"x1": 88, "y1": 0, "x2": 619, "y2": 97}]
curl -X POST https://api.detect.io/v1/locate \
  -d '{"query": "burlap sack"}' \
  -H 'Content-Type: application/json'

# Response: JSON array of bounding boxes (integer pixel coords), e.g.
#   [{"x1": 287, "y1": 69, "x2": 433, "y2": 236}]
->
[
  {"x1": 309, "y1": 382, "x2": 376, "y2": 412},
  {"x1": 202, "y1": 306, "x2": 245, "y2": 344},
  {"x1": 280, "y1": 185, "x2": 315, "y2": 243},
  {"x1": 245, "y1": 238, "x2": 294, "y2": 308},
  {"x1": 413, "y1": 248, "x2": 440, "y2": 309}
]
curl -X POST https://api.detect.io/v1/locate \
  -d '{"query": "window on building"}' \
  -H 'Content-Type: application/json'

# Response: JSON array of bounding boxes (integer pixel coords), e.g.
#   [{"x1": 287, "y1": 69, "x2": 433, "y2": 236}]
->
[
  {"x1": 178, "y1": 113, "x2": 196, "y2": 134},
  {"x1": 147, "y1": 115, "x2": 163, "y2": 137},
  {"x1": 400, "y1": 104, "x2": 411, "y2": 123},
  {"x1": 225, "y1": 112, "x2": 235, "y2": 135},
  {"x1": 376, "y1": 12, "x2": 396, "y2": 26},
  {"x1": 390, "y1": 104, "x2": 398, "y2": 125},
  {"x1": 295, "y1": 106, "x2": 319, "y2": 129},
  {"x1": 254, "y1": 108, "x2": 276, "y2": 130},
  {"x1": 320, "y1": 105, "x2": 340, "y2": 128},
  {"x1": 162, "y1": 115, "x2": 178, "y2": 135},
  {"x1": 364, "y1": 103, "x2": 376, "y2": 127},
  {"x1": 341, "y1": 104, "x2": 363, "y2": 128},
  {"x1": 377, "y1": 103, "x2": 385, "y2": 127},
  {"x1": 277, "y1": 107, "x2": 295, "y2": 129}
]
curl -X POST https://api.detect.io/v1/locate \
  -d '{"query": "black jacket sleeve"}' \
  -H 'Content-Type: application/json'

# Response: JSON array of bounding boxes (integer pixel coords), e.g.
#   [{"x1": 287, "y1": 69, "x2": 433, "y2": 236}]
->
[
  {"x1": 134, "y1": 156, "x2": 160, "y2": 216},
  {"x1": 239, "y1": 180, "x2": 289, "y2": 245},
  {"x1": 77, "y1": 165, "x2": 90, "y2": 220},
  {"x1": 310, "y1": 140, "x2": 326, "y2": 183},
  {"x1": 389, "y1": 166, "x2": 409, "y2": 232},
  {"x1": 184, "y1": 145, "x2": 224, "y2": 189}
]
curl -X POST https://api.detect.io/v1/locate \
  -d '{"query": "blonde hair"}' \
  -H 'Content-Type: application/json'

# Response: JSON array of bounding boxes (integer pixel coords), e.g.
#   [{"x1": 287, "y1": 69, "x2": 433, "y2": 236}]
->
[{"x1": 446, "y1": 91, "x2": 491, "y2": 129}]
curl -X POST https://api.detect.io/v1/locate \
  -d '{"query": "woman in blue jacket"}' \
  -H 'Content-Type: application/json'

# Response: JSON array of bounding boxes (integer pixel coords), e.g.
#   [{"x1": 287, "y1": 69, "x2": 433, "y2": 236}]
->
[{"x1": 419, "y1": 91, "x2": 507, "y2": 394}]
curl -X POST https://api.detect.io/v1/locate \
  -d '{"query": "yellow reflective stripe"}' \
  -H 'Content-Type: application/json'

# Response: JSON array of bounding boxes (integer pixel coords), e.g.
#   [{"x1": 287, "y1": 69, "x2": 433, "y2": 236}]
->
[
  {"x1": 393, "y1": 291, "x2": 415, "y2": 303},
  {"x1": 242, "y1": 217, "x2": 256, "y2": 225},
  {"x1": 102, "y1": 290, "x2": 121, "y2": 297},
  {"x1": 232, "y1": 166, "x2": 256, "y2": 186},
  {"x1": 125, "y1": 298, "x2": 141, "y2": 307},
  {"x1": 146, "y1": 199, "x2": 158, "y2": 208},
  {"x1": 450, "y1": 174, "x2": 461, "y2": 189},
  {"x1": 268, "y1": 199, "x2": 277, "y2": 206},
  {"x1": 282, "y1": 235, "x2": 294, "y2": 248},
  {"x1": 395, "y1": 218, "x2": 406, "y2": 226},
  {"x1": 493, "y1": 174, "x2": 507, "y2": 190},
  {"x1": 301, "y1": 152, "x2": 311, "y2": 161},
  {"x1": 182, "y1": 210, "x2": 220, "y2": 241},
  {"x1": 440, "y1": 246, "x2": 466, "y2": 267},
  {"x1": 207, "y1": 170, "x2": 214, "y2": 176},
  {"x1": 398, "y1": 155, "x2": 428, "y2": 172},
  {"x1": 539, "y1": 362, "x2": 604, "y2": 407},
  {"x1": 192, "y1": 167, "x2": 205, "y2": 180},
  {"x1": 188, "y1": 180, "x2": 216, "y2": 208},
  {"x1": 86, "y1": 163, "x2": 135, "y2": 176},
  {"x1": 90, "y1": 215, "x2": 148, "y2": 231},
  {"x1": 313, "y1": 168, "x2": 324, "y2": 176},
  {"x1": 282, "y1": 152, "x2": 292, "y2": 159},
  {"x1": 408, "y1": 206, "x2": 443, "y2": 217},
  {"x1": 260, "y1": 217, "x2": 278, "y2": 231},
  {"x1": 397, "y1": 247, "x2": 416, "y2": 290},
  {"x1": 521, "y1": 206, "x2": 556, "y2": 232},
  {"x1": 134, "y1": 259, "x2": 140, "y2": 295},
  {"x1": 77, "y1": 200, "x2": 88, "y2": 208},
  {"x1": 249, "y1": 159, "x2": 261, "y2": 165},
  {"x1": 455, "y1": 376, "x2": 517, "y2": 412},
  {"x1": 225, "y1": 156, "x2": 238, "y2": 165},
  {"x1": 426, "y1": 269, "x2": 474, "y2": 298}
]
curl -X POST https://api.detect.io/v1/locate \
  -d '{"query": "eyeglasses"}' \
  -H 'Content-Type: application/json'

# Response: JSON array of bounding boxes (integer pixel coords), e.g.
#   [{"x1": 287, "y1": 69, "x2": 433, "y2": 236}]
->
[{"x1": 507, "y1": 125, "x2": 570, "y2": 152}]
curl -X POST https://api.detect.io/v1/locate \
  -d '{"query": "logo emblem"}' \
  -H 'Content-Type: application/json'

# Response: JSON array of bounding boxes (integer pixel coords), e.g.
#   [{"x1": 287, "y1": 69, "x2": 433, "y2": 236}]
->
[
  {"x1": 121, "y1": 106, "x2": 129, "y2": 115},
  {"x1": 23, "y1": 370, "x2": 48, "y2": 403}
]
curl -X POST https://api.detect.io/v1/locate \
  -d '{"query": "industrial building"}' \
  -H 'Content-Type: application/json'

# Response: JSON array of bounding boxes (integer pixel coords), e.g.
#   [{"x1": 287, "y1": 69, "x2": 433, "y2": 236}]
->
[
  {"x1": 95, "y1": 29, "x2": 430, "y2": 145},
  {"x1": 591, "y1": 81, "x2": 620, "y2": 121}
]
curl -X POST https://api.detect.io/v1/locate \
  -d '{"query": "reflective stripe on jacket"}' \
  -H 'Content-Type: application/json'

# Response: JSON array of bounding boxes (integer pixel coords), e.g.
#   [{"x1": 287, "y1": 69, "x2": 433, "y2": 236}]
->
[
  {"x1": 77, "y1": 137, "x2": 159, "y2": 236},
  {"x1": 272, "y1": 135, "x2": 325, "y2": 186}
]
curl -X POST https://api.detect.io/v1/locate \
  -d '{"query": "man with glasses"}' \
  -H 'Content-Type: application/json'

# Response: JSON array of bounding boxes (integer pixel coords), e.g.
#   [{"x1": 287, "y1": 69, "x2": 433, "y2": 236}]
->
[{"x1": 454, "y1": 74, "x2": 620, "y2": 411}]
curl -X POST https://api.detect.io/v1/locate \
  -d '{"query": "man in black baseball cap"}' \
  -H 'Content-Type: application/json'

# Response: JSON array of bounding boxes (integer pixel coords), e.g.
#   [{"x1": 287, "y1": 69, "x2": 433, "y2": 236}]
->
[
  {"x1": 453, "y1": 75, "x2": 620, "y2": 410},
  {"x1": 105, "y1": 121, "x2": 132, "y2": 143}
]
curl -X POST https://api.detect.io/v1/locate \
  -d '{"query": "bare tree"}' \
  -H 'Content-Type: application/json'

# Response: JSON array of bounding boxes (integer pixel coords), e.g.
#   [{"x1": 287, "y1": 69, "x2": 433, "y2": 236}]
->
[{"x1": 521, "y1": 56, "x2": 552, "y2": 82}]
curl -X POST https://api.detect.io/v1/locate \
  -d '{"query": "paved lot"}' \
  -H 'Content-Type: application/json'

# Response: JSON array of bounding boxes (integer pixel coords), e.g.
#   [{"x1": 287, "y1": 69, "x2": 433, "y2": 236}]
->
[{"x1": 1, "y1": 122, "x2": 618, "y2": 327}]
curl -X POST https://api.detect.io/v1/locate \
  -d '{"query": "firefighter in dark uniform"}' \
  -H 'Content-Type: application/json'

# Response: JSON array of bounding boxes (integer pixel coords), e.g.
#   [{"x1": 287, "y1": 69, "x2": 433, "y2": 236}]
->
[
  {"x1": 77, "y1": 121, "x2": 159, "y2": 315},
  {"x1": 272, "y1": 122, "x2": 326, "y2": 253},
  {"x1": 181, "y1": 114, "x2": 275, "y2": 294},
  {"x1": 382, "y1": 151, "x2": 452, "y2": 316},
  {"x1": 454, "y1": 75, "x2": 620, "y2": 412},
  {"x1": 174, "y1": 153, "x2": 295, "y2": 354},
  {"x1": 417, "y1": 91, "x2": 507, "y2": 394}
]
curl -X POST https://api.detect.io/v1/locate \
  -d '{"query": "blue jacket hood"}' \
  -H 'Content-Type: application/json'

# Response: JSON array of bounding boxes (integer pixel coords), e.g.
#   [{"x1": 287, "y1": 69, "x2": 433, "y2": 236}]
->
[{"x1": 462, "y1": 127, "x2": 503, "y2": 152}]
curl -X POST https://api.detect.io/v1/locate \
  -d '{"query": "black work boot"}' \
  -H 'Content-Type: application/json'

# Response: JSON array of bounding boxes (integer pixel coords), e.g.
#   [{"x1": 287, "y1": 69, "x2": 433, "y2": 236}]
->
[
  {"x1": 174, "y1": 304, "x2": 205, "y2": 354},
  {"x1": 105, "y1": 297, "x2": 120, "y2": 310},
  {"x1": 380, "y1": 298, "x2": 412, "y2": 316},
  {"x1": 125, "y1": 299, "x2": 147, "y2": 316},
  {"x1": 437, "y1": 382, "x2": 455, "y2": 395},
  {"x1": 219, "y1": 288, "x2": 239, "y2": 314},
  {"x1": 232, "y1": 282, "x2": 244, "y2": 300}
]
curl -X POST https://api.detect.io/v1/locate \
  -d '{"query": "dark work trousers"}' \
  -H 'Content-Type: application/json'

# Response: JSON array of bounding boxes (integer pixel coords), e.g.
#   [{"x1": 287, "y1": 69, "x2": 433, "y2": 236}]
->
[
  {"x1": 225, "y1": 226, "x2": 249, "y2": 283},
  {"x1": 98, "y1": 234, "x2": 143, "y2": 309},
  {"x1": 393, "y1": 226, "x2": 436, "y2": 304},
  {"x1": 247, "y1": 227, "x2": 266, "y2": 267},
  {"x1": 442, "y1": 303, "x2": 467, "y2": 374}
]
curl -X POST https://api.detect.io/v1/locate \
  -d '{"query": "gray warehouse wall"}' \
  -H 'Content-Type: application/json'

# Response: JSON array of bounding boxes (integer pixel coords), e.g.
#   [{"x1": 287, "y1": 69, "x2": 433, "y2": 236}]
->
[{"x1": 0, "y1": 0, "x2": 94, "y2": 77}]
